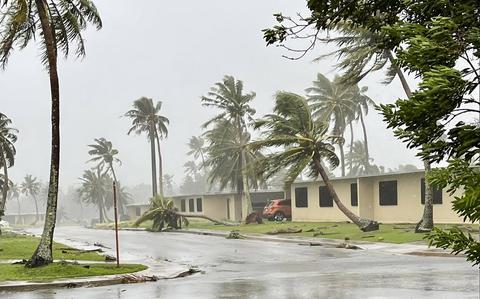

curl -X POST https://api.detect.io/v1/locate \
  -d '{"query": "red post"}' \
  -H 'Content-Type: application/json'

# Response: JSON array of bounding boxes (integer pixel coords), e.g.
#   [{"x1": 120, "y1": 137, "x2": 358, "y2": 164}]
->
[{"x1": 113, "y1": 181, "x2": 120, "y2": 267}]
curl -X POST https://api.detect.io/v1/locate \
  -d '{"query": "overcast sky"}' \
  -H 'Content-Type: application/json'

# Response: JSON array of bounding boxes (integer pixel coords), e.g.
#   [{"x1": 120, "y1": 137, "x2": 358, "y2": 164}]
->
[{"x1": 0, "y1": 0, "x2": 421, "y2": 190}]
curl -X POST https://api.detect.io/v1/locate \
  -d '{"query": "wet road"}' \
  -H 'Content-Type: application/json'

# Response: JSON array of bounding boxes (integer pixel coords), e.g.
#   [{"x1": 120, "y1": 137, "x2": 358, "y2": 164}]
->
[{"x1": 2, "y1": 226, "x2": 478, "y2": 299}]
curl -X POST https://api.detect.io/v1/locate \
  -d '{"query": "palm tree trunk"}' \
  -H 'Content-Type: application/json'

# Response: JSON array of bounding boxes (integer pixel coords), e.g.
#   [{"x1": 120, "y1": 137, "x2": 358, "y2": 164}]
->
[
  {"x1": 28, "y1": 0, "x2": 61, "y2": 268},
  {"x1": 241, "y1": 151, "x2": 253, "y2": 219},
  {"x1": 149, "y1": 132, "x2": 158, "y2": 197},
  {"x1": 358, "y1": 111, "x2": 370, "y2": 164},
  {"x1": 348, "y1": 122, "x2": 354, "y2": 173},
  {"x1": 314, "y1": 158, "x2": 378, "y2": 232},
  {"x1": 0, "y1": 149, "x2": 8, "y2": 224},
  {"x1": 387, "y1": 50, "x2": 433, "y2": 232},
  {"x1": 155, "y1": 132, "x2": 164, "y2": 197},
  {"x1": 339, "y1": 137, "x2": 346, "y2": 177}
]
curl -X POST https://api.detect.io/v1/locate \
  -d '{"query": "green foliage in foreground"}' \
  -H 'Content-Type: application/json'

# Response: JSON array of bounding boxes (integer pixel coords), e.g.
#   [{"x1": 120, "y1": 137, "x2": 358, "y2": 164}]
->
[
  {"x1": 0, "y1": 232, "x2": 104, "y2": 261},
  {"x1": 0, "y1": 263, "x2": 147, "y2": 282},
  {"x1": 187, "y1": 221, "x2": 477, "y2": 244}
]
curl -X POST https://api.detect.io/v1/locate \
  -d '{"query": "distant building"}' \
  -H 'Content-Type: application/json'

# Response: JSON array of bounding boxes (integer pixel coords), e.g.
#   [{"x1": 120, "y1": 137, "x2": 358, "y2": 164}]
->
[
  {"x1": 290, "y1": 170, "x2": 463, "y2": 223},
  {"x1": 126, "y1": 190, "x2": 284, "y2": 222}
]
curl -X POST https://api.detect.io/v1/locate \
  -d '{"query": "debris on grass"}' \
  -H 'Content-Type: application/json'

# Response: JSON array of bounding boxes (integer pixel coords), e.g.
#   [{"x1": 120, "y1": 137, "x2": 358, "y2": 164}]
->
[
  {"x1": 226, "y1": 230, "x2": 245, "y2": 239},
  {"x1": 105, "y1": 255, "x2": 117, "y2": 262},
  {"x1": 266, "y1": 228, "x2": 302, "y2": 235}
]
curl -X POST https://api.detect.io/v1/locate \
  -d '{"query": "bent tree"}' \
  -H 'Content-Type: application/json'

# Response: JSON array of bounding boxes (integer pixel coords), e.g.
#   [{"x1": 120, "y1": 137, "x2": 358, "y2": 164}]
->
[
  {"x1": 0, "y1": 0, "x2": 102, "y2": 267},
  {"x1": 252, "y1": 92, "x2": 378, "y2": 232}
]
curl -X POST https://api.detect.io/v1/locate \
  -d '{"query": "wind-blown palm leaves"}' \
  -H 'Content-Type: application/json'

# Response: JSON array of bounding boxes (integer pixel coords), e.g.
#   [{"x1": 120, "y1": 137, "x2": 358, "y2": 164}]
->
[
  {"x1": 0, "y1": 0, "x2": 102, "y2": 267},
  {"x1": 201, "y1": 75, "x2": 261, "y2": 218},
  {"x1": 0, "y1": 113, "x2": 17, "y2": 218},
  {"x1": 306, "y1": 74, "x2": 355, "y2": 176},
  {"x1": 78, "y1": 168, "x2": 112, "y2": 223},
  {"x1": 20, "y1": 175, "x2": 41, "y2": 224},
  {"x1": 87, "y1": 138, "x2": 124, "y2": 215},
  {"x1": 125, "y1": 97, "x2": 169, "y2": 197},
  {"x1": 252, "y1": 92, "x2": 378, "y2": 231},
  {"x1": 7, "y1": 183, "x2": 21, "y2": 216},
  {"x1": 187, "y1": 136, "x2": 207, "y2": 169},
  {"x1": 204, "y1": 119, "x2": 264, "y2": 215},
  {"x1": 346, "y1": 141, "x2": 381, "y2": 176},
  {"x1": 134, "y1": 196, "x2": 188, "y2": 231}
]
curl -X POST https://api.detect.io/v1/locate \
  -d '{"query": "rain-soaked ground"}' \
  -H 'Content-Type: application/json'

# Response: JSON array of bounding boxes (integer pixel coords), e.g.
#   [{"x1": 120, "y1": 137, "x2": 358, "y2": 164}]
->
[{"x1": 1, "y1": 226, "x2": 478, "y2": 299}]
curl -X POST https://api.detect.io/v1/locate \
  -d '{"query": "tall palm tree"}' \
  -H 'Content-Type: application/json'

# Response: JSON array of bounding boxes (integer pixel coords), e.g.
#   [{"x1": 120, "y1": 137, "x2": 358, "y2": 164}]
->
[
  {"x1": 20, "y1": 175, "x2": 41, "y2": 224},
  {"x1": 0, "y1": 113, "x2": 17, "y2": 219},
  {"x1": 0, "y1": 0, "x2": 102, "y2": 267},
  {"x1": 125, "y1": 97, "x2": 169, "y2": 197},
  {"x1": 183, "y1": 161, "x2": 199, "y2": 177},
  {"x1": 346, "y1": 141, "x2": 380, "y2": 176},
  {"x1": 87, "y1": 138, "x2": 123, "y2": 215},
  {"x1": 306, "y1": 73, "x2": 355, "y2": 177},
  {"x1": 205, "y1": 119, "x2": 264, "y2": 217},
  {"x1": 317, "y1": 23, "x2": 434, "y2": 232},
  {"x1": 201, "y1": 75, "x2": 257, "y2": 218},
  {"x1": 78, "y1": 168, "x2": 111, "y2": 223},
  {"x1": 349, "y1": 85, "x2": 375, "y2": 164},
  {"x1": 252, "y1": 91, "x2": 378, "y2": 231},
  {"x1": 187, "y1": 136, "x2": 207, "y2": 169}
]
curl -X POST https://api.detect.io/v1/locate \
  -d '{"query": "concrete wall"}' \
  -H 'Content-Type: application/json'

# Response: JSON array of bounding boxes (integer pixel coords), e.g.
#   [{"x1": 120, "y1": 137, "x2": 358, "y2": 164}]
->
[
  {"x1": 291, "y1": 179, "x2": 358, "y2": 222},
  {"x1": 291, "y1": 172, "x2": 464, "y2": 224},
  {"x1": 126, "y1": 205, "x2": 149, "y2": 220}
]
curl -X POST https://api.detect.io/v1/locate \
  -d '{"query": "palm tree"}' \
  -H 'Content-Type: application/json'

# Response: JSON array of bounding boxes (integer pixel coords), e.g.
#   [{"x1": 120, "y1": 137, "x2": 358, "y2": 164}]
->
[
  {"x1": 205, "y1": 119, "x2": 265, "y2": 217},
  {"x1": 78, "y1": 168, "x2": 111, "y2": 223},
  {"x1": 125, "y1": 97, "x2": 169, "y2": 197},
  {"x1": 0, "y1": 113, "x2": 17, "y2": 220},
  {"x1": 317, "y1": 23, "x2": 434, "y2": 232},
  {"x1": 163, "y1": 174, "x2": 174, "y2": 195},
  {"x1": 20, "y1": 175, "x2": 41, "y2": 224},
  {"x1": 87, "y1": 138, "x2": 123, "y2": 215},
  {"x1": 252, "y1": 91, "x2": 378, "y2": 231},
  {"x1": 349, "y1": 85, "x2": 375, "y2": 164},
  {"x1": 346, "y1": 141, "x2": 381, "y2": 176},
  {"x1": 201, "y1": 75, "x2": 257, "y2": 218},
  {"x1": 0, "y1": 0, "x2": 102, "y2": 267},
  {"x1": 306, "y1": 73, "x2": 355, "y2": 177},
  {"x1": 183, "y1": 161, "x2": 199, "y2": 177},
  {"x1": 187, "y1": 136, "x2": 207, "y2": 169},
  {"x1": 134, "y1": 196, "x2": 189, "y2": 231},
  {"x1": 7, "y1": 183, "x2": 21, "y2": 216}
]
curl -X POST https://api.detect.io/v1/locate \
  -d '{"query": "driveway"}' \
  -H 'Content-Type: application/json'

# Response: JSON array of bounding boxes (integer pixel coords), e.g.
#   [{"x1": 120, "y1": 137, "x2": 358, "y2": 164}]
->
[{"x1": 1, "y1": 226, "x2": 477, "y2": 299}]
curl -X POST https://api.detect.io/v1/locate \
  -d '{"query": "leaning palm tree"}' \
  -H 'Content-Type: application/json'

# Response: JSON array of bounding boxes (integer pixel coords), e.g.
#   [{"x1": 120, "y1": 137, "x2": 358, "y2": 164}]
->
[
  {"x1": 78, "y1": 168, "x2": 111, "y2": 223},
  {"x1": 0, "y1": 113, "x2": 17, "y2": 220},
  {"x1": 20, "y1": 175, "x2": 41, "y2": 224},
  {"x1": 252, "y1": 91, "x2": 378, "y2": 232},
  {"x1": 205, "y1": 119, "x2": 265, "y2": 217},
  {"x1": 306, "y1": 73, "x2": 355, "y2": 177},
  {"x1": 134, "y1": 196, "x2": 189, "y2": 231},
  {"x1": 317, "y1": 22, "x2": 434, "y2": 232},
  {"x1": 87, "y1": 138, "x2": 124, "y2": 215},
  {"x1": 0, "y1": 0, "x2": 102, "y2": 267},
  {"x1": 125, "y1": 97, "x2": 169, "y2": 197}
]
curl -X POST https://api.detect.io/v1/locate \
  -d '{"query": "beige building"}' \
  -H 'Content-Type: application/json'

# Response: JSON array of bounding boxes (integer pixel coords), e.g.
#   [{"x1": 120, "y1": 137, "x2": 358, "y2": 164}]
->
[
  {"x1": 126, "y1": 190, "x2": 284, "y2": 222},
  {"x1": 291, "y1": 170, "x2": 463, "y2": 223}
]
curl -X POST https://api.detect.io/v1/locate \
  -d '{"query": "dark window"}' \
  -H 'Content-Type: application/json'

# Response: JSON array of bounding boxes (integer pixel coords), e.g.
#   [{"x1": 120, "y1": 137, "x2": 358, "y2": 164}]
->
[
  {"x1": 319, "y1": 186, "x2": 333, "y2": 207},
  {"x1": 379, "y1": 181, "x2": 398, "y2": 206},
  {"x1": 180, "y1": 199, "x2": 186, "y2": 212},
  {"x1": 351, "y1": 183, "x2": 358, "y2": 206},
  {"x1": 135, "y1": 207, "x2": 141, "y2": 216},
  {"x1": 295, "y1": 187, "x2": 308, "y2": 208},
  {"x1": 196, "y1": 198, "x2": 203, "y2": 212},
  {"x1": 189, "y1": 198, "x2": 195, "y2": 212},
  {"x1": 421, "y1": 178, "x2": 443, "y2": 204}
]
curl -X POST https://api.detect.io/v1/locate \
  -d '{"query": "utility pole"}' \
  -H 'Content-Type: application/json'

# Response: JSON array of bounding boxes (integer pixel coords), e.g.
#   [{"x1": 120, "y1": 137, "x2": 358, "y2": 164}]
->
[{"x1": 113, "y1": 181, "x2": 120, "y2": 267}]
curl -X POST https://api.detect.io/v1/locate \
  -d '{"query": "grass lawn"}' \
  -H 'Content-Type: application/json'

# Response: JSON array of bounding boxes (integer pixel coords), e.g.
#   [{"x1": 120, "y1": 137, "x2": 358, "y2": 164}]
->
[
  {"x1": 0, "y1": 231, "x2": 104, "y2": 261},
  {"x1": 185, "y1": 220, "x2": 478, "y2": 244},
  {"x1": 0, "y1": 263, "x2": 147, "y2": 282}
]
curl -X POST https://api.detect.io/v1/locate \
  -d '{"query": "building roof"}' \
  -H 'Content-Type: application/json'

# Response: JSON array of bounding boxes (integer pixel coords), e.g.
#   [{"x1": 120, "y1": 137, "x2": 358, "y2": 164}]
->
[{"x1": 293, "y1": 169, "x2": 425, "y2": 184}]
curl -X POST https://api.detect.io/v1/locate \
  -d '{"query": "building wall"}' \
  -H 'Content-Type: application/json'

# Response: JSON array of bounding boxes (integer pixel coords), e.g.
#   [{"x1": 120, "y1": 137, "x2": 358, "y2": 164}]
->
[
  {"x1": 126, "y1": 205, "x2": 149, "y2": 220},
  {"x1": 291, "y1": 172, "x2": 464, "y2": 224},
  {"x1": 291, "y1": 179, "x2": 358, "y2": 222}
]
